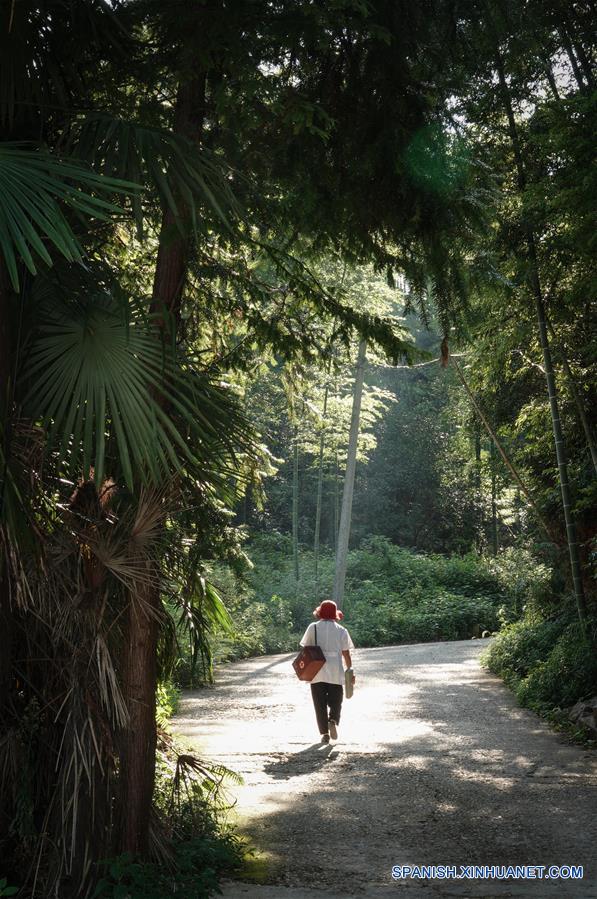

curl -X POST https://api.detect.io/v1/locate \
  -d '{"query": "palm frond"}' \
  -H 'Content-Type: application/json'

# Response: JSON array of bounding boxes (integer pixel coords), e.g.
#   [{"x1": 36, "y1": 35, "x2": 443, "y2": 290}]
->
[
  {"x1": 171, "y1": 574, "x2": 233, "y2": 685},
  {"x1": 0, "y1": 417, "x2": 45, "y2": 554},
  {"x1": 0, "y1": 143, "x2": 138, "y2": 289},
  {"x1": 21, "y1": 292, "x2": 255, "y2": 489},
  {"x1": 66, "y1": 115, "x2": 241, "y2": 238},
  {"x1": 0, "y1": 0, "x2": 130, "y2": 132}
]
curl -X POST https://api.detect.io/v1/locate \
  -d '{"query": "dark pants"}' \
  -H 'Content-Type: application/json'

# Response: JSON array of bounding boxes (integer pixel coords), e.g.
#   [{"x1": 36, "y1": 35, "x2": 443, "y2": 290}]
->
[{"x1": 310, "y1": 682, "x2": 343, "y2": 734}]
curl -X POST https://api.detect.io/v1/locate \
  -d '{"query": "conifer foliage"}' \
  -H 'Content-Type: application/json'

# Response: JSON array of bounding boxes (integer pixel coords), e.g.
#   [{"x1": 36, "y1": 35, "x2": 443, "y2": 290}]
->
[{"x1": 0, "y1": 1, "x2": 594, "y2": 896}]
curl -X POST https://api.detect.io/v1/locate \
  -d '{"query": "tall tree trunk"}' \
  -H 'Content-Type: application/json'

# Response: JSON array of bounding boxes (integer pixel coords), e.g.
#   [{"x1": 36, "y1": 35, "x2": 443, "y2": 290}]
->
[
  {"x1": 120, "y1": 569, "x2": 160, "y2": 856},
  {"x1": 313, "y1": 385, "x2": 329, "y2": 600},
  {"x1": 474, "y1": 421, "x2": 484, "y2": 552},
  {"x1": 0, "y1": 260, "x2": 13, "y2": 716},
  {"x1": 490, "y1": 440, "x2": 499, "y2": 556},
  {"x1": 332, "y1": 378, "x2": 340, "y2": 552},
  {"x1": 544, "y1": 61, "x2": 561, "y2": 101},
  {"x1": 332, "y1": 340, "x2": 367, "y2": 609},
  {"x1": 292, "y1": 424, "x2": 300, "y2": 583},
  {"x1": 152, "y1": 75, "x2": 207, "y2": 325},
  {"x1": 119, "y1": 71, "x2": 207, "y2": 856},
  {"x1": 495, "y1": 51, "x2": 588, "y2": 621},
  {"x1": 333, "y1": 446, "x2": 339, "y2": 552},
  {"x1": 558, "y1": 25, "x2": 587, "y2": 90},
  {"x1": 515, "y1": 487, "x2": 523, "y2": 534},
  {"x1": 562, "y1": 8, "x2": 595, "y2": 87}
]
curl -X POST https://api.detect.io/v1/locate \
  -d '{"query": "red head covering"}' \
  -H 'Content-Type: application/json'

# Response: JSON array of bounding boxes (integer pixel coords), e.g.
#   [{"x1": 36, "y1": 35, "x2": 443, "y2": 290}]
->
[{"x1": 313, "y1": 600, "x2": 344, "y2": 621}]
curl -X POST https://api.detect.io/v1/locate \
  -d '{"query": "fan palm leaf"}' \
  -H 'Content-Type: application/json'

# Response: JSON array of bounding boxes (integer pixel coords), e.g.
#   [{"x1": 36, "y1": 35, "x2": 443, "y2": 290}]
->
[
  {"x1": 0, "y1": 144, "x2": 137, "y2": 289},
  {"x1": 170, "y1": 574, "x2": 233, "y2": 686},
  {"x1": 20, "y1": 291, "x2": 255, "y2": 490}
]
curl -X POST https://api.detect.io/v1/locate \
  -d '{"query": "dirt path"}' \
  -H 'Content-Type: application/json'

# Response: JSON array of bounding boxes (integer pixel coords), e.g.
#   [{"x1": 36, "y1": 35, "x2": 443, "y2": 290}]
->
[{"x1": 174, "y1": 640, "x2": 597, "y2": 898}]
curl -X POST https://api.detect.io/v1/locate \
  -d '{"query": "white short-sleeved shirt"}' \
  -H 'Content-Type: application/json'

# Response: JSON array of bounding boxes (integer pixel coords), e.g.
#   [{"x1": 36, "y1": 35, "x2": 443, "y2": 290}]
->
[{"x1": 299, "y1": 619, "x2": 354, "y2": 685}]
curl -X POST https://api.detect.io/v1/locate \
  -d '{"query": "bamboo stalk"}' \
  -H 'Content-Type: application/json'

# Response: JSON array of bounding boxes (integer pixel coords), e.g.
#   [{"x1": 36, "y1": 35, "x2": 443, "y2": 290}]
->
[{"x1": 292, "y1": 424, "x2": 300, "y2": 583}]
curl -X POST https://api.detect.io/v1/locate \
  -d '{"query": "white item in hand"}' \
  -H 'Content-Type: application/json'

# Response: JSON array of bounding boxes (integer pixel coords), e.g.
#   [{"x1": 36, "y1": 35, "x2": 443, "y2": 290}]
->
[{"x1": 344, "y1": 667, "x2": 354, "y2": 699}]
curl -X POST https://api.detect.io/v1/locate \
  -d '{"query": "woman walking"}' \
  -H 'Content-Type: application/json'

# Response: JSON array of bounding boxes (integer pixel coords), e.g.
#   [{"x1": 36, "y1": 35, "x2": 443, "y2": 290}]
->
[{"x1": 300, "y1": 600, "x2": 355, "y2": 743}]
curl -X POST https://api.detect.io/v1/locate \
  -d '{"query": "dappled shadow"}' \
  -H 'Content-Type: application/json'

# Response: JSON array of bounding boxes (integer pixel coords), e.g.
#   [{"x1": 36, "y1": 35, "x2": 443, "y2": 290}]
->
[
  {"x1": 177, "y1": 640, "x2": 597, "y2": 896},
  {"x1": 181, "y1": 653, "x2": 295, "y2": 697},
  {"x1": 239, "y1": 681, "x2": 597, "y2": 893},
  {"x1": 263, "y1": 743, "x2": 341, "y2": 779}
]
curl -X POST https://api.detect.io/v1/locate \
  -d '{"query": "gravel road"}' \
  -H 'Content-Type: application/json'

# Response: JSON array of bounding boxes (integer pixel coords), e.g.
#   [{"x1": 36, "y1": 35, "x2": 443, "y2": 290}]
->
[{"x1": 174, "y1": 640, "x2": 597, "y2": 898}]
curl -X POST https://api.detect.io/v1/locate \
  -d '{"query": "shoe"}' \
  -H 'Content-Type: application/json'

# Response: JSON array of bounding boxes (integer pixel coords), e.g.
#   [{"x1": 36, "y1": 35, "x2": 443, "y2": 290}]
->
[
  {"x1": 328, "y1": 719, "x2": 338, "y2": 740},
  {"x1": 321, "y1": 733, "x2": 330, "y2": 744}
]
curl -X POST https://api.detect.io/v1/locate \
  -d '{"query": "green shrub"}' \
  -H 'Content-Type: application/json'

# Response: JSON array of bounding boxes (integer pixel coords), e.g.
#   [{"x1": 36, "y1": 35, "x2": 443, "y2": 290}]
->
[
  {"x1": 483, "y1": 615, "x2": 597, "y2": 713},
  {"x1": 348, "y1": 536, "x2": 510, "y2": 601},
  {"x1": 347, "y1": 590, "x2": 500, "y2": 647},
  {"x1": 93, "y1": 734, "x2": 244, "y2": 899},
  {"x1": 92, "y1": 836, "x2": 240, "y2": 899},
  {"x1": 482, "y1": 617, "x2": 568, "y2": 684},
  {"x1": 516, "y1": 623, "x2": 597, "y2": 711},
  {"x1": 156, "y1": 680, "x2": 181, "y2": 727}
]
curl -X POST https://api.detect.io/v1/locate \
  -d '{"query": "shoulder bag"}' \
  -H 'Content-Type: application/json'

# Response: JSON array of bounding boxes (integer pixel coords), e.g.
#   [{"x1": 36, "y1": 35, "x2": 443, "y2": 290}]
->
[{"x1": 292, "y1": 625, "x2": 326, "y2": 681}]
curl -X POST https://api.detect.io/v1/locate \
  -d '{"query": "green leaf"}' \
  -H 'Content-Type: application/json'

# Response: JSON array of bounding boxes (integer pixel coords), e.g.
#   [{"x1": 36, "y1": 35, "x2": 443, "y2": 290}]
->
[
  {"x1": 67, "y1": 114, "x2": 240, "y2": 236},
  {"x1": 21, "y1": 290, "x2": 255, "y2": 491},
  {"x1": 0, "y1": 882, "x2": 19, "y2": 898},
  {"x1": 0, "y1": 143, "x2": 139, "y2": 289}
]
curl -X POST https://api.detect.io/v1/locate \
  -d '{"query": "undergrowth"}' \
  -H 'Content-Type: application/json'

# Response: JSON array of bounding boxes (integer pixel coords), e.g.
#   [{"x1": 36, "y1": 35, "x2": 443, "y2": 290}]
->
[
  {"x1": 482, "y1": 611, "x2": 597, "y2": 733},
  {"x1": 92, "y1": 719, "x2": 243, "y2": 899},
  {"x1": 174, "y1": 534, "x2": 548, "y2": 679}
]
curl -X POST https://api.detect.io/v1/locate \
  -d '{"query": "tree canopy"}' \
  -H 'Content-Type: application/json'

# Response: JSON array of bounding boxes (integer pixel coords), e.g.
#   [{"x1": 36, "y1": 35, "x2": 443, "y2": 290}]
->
[{"x1": 0, "y1": 1, "x2": 595, "y2": 896}]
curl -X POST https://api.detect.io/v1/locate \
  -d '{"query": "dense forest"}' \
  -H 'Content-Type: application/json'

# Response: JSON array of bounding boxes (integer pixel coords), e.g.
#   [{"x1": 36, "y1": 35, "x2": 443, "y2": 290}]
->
[{"x1": 0, "y1": 0, "x2": 595, "y2": 896}]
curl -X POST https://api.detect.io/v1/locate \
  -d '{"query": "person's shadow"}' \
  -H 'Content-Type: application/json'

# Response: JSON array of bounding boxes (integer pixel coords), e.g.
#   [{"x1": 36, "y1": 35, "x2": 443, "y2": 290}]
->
[{"x1": 263, "y1": 742, "x2": 340, "y2": 780}]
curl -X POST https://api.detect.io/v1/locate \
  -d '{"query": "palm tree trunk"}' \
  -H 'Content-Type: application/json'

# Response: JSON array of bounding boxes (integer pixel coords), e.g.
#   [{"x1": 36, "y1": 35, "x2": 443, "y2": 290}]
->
[
  {"x1": 119, "y1": 71, "x2": 207, "y2": 856},
  {"x1": 120, "y1": 575, "x2": 160, "y2": 855},
  {"x1": 313, "y1": 385, "x2": 328, "y2": 599},
  {"x1": 0, "y1": 260, "x2": 13, "y2": 715},
  {"x1": 494, "y1": 51, "x2": 588, "y2": 621},
  {"x1": 332, "y1": 340, "x2": 367, "y2": 609},
  {"x1": 152, "y1": 75, "x2": 207, "y2": 326}
]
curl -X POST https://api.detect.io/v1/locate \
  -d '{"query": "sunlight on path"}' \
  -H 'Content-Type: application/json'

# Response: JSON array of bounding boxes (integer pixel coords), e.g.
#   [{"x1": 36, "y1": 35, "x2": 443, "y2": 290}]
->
[{"x1": 174, "y1": 640, "x2": 597, "y2": 898}]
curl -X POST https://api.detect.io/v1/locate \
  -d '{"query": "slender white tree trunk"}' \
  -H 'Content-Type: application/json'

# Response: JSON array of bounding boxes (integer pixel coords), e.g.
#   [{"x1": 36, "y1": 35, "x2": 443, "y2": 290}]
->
[
  {"x1": 292, "y1": 424, "x2": 300, "y2": 583},
  {"x1": 332, "y1": 339, "x2": 367, "y2": 608},
  {"x1": 490, "y1": 440, "x2": 499, "y2": 555},
  {"x1": 314, "y1": 384, "x2": 329, "y2": 600}
]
